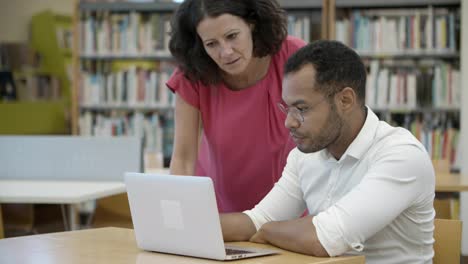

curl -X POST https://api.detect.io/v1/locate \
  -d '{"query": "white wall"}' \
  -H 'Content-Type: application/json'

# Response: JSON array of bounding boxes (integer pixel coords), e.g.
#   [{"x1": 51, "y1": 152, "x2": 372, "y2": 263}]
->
[{"x1": 0, "y1": 0, "x2": 74, "y2": 42}]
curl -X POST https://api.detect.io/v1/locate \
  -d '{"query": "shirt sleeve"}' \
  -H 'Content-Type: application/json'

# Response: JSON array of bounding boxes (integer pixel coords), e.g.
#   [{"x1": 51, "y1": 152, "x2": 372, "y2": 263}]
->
[
  {"x1": 244, "y1": 148, "x2": 307, "y2": 230},
  {"x1": 313, "y1": 143, "x2": 435, "y2": 256},
  {"x1": 165, "y1": 67, "x2": 200, "y2": 109}
]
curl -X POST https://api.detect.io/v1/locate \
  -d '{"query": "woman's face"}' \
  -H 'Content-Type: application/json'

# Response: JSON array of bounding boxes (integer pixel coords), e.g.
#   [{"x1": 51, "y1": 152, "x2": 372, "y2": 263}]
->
[{"x1": 196, "y1": 14, "x2": 254, "y2": 76}]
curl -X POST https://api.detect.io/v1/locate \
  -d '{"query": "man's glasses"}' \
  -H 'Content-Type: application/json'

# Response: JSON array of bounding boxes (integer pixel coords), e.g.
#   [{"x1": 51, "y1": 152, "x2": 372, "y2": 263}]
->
[{"x1": 277, "y1": 98, "x2": 327, "y2": 123}]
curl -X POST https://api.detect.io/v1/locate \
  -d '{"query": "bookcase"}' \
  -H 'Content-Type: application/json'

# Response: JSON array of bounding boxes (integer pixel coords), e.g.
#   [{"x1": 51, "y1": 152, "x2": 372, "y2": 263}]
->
[
  {"x1": 333, "y1": 0, "x2": 463, "y2": 169},
  {"x1": 71, "y1": 0, "x2": 325, "y2": 168},
  {"x1": 0, "y1": 11, "x2": 73, "y2": 135},
  {"x1": 70, "y1": 0, "x2": 466, "y2": 173}
]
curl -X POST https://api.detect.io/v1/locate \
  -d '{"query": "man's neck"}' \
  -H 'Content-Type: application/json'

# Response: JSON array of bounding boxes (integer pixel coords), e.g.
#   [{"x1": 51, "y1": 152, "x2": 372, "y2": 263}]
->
[{"x1": 328, "y1": 107, "x2": 367, "y2": 161}]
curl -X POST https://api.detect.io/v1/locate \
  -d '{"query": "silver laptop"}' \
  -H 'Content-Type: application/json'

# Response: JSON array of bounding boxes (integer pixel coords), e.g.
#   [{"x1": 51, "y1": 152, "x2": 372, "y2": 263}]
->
[{"x1": 124, "y1": 172, "x2": 279, "y2": 261}]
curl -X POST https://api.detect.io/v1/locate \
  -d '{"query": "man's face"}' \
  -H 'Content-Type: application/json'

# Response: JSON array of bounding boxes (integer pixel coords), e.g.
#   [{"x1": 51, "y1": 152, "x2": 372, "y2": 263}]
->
[{"x1": 282, "y1": 64, "x2": 343, "y2": 153}]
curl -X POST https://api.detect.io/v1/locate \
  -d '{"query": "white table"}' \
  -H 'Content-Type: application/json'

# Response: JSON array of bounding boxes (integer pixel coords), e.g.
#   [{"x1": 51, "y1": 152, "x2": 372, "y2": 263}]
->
[{"x1": 0, "y1": 180, "x2": 126, "y2": 230}]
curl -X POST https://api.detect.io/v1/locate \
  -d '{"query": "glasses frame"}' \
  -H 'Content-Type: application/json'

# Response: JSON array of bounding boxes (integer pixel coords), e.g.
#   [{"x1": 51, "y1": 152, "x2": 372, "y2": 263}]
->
[{"x1": 277, "y1": 97, "x2": 327, "y2": 123}]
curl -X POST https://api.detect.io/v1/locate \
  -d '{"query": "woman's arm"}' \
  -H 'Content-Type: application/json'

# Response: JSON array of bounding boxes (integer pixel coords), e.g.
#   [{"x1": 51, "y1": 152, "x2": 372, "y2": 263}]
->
[{"x1": 169, "y1": 93, "x2": 202, "y2": 175}]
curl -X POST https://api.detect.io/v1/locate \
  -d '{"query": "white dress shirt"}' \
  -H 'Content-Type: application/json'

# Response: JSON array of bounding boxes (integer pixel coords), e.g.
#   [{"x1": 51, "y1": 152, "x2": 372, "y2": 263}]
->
[{"x1": 244, "y1": 108, "x2": 435, "y2": 264}]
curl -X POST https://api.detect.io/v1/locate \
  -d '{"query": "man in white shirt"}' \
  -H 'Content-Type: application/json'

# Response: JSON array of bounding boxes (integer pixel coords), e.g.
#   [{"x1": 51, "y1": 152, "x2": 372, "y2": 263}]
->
[{"x1": 220, "y1": 40, "x2": 435, "y2": 263}]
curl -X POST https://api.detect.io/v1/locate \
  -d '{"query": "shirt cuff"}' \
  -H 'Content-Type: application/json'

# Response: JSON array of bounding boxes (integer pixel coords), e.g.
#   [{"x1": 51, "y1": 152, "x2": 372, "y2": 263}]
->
[
  {"x1": 313, "y1": 211, "x2": 364, "y2": 256},
  {"x1": 243, "y1": 210, "x2": 263, "y2": 231}
]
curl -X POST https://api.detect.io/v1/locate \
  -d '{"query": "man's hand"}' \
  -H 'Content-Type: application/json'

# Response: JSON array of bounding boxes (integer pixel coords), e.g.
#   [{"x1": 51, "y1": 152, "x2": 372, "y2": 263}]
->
[
  {"x1": 249, "y1": 227, "x2": 269, "y2": 244},
  {"x1": 248, "y1": 216, "x2": 329, "y2": 257}
]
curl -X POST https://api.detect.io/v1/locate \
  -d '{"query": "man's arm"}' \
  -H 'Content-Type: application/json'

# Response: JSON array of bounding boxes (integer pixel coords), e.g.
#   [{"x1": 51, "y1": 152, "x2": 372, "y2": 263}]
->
[
  {"x1": 220, "y1": 213, "x2": 257, "y2": 241},
  {"x1": 250, "y1": 215, "x2": 329, "y2": 257}
]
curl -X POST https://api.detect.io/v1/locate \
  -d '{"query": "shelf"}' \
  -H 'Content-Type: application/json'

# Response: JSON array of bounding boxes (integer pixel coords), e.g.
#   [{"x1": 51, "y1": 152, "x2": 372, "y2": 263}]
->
[
  {"x1": 336, "y1": 0, "x2": 459, "y2": 8},
  {"x1": 358, "y1": 51, "x2": 460, "y2": 60},
  {"x1": 79, "y1": 1, "x2": 179, "y2": 12},
  {"x1": 278, "y1": 0, "x2": 322, "y2": 9},
  {"x1": 373, "y1": 107, "x2": 460, "y2": 113},
  {"x1": 79, "y1": 0, "x2": 323, "y2": 11},
  {"x1": 80, "y1": 53, "x2": 173, "y2": 61},
  {"x1": 80, "y1": 103, "x2": 173, "y2": 111}
]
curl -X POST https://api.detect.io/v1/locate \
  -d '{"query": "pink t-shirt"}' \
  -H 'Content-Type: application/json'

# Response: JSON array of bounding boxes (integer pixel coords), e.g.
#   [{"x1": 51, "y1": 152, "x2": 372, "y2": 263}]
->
[{"x1": 167, "y1": 36, "x2": 306, "y2": 212}]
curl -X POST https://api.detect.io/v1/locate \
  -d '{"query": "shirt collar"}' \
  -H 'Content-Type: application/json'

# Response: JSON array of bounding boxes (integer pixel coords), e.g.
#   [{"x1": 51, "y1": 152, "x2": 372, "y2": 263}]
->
[{"x1": 341, "y1": 107, "x2": 379, "y2": 161}]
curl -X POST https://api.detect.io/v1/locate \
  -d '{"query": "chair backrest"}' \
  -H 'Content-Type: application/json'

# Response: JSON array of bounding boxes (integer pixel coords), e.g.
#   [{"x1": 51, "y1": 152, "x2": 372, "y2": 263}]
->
[
  {"x1": 0, "y1": 136, "x2": 143, "y2": 181},
  {"x1": 433, "y1": 218, "x2": 462, "y2": 264}
]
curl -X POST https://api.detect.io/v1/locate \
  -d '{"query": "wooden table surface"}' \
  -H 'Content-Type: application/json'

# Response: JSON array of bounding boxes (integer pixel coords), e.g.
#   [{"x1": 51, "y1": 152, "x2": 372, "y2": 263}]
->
[{"x1": 0, "y1": 227, "x2": 364, "y2": 264}]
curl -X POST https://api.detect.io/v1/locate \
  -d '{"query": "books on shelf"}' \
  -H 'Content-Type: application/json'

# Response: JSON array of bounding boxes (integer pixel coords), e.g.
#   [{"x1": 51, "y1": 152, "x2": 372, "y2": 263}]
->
[
  {"x1": 366, "y1": 60, "x2": 460, "y2": 111},
  {"x1": 0, "y1": 71, "x2": 16, "y2": 101},
  {"x1": 79, "y1": 111, "x2": 171, "y2": 168},
  {"x1": 405, "y1": 114, "x2": 460, "y2": 165},
  {"x1": 80, "y1": 11, "x2": 172, "y2": 56},
  {"x1": 15, "y1": 73, "x2": 61, "y2": 101},
  {"x1": 287, "y1": 14, "x2": 311, "y2": 42},
  {"x1": 76, "y1": 3, "x2": 178, "y2": 167},
  {"x1": 336, "y1": 6, "x2": 459, "y2": 54},
  {"x1": 56, "y1": 26, "x2": 73, "y2": 50},
  {"x1": 80, "y1": 61, "x2": 174, "y2": 107}
]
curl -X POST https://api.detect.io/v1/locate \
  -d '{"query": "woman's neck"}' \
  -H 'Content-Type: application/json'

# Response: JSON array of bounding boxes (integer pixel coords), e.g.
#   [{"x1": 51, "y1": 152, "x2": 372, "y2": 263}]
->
[{"x1": 222, "y1": 55, "x2": 271, "y2": 91}]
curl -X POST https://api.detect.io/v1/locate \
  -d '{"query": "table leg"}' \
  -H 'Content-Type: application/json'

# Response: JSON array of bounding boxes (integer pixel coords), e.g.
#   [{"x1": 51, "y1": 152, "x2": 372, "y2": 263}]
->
[
  {"x1": 460, "y1": 193, "x2": 468, "y2": 254},
  {"x1": 68, "y1": 204, "x2": 80, "y2": 230},
  {"x1": 60, "y1": 204, "x2": 70, "y2": 231},
  {"x1": 0, "y1": 204, "x2": 4, "y2": 238}
]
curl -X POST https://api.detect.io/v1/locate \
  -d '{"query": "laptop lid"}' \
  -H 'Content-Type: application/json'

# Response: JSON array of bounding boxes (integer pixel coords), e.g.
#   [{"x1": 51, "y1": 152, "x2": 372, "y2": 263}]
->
[{"x1": 125, "y1": 172, "x2": 279, "y2": 261}]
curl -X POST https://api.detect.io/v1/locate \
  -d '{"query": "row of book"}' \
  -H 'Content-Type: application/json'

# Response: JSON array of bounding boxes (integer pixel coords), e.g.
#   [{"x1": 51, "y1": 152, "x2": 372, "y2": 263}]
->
[
  {"x1": 336, "y1": 7, "x2": 459, "y2": 53},
  {"x1": 79, "y1": 111, "x2": 173, "y2": 168},
  {"x1": 56, "y1": 26, "x2": 74, "y2": 51},
  {"x1": 287, "y1": 14, "x2": 311, "y2": 43},
  {"x1": 80, "y1": 109, "x2": 458, "y2": 168},
  {"x1": 16, "y1": 74, "x2": 62, "y2": 101},
  {"x1": 1, "y1": 71, "x2": 62, "y2": 102},
  {"x1": 80, "y1": 11, "x2": 171, "y2": 56},
  {"x1": 408, "y1": 114, "x2": 459, "y2": 164},
  {"x1": 366, "y1": 60, "x2": 460, "y2": 110},
  {"x1": 79, "y1": 111, "x2": 174, "y2": 160},
  {"x1": 80, "y1": 63, "x2": 174, "y2": 107}
]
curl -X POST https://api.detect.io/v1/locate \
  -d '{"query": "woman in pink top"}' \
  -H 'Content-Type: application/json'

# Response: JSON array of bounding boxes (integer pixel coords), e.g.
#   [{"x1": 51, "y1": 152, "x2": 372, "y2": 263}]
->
[{"x1": 167, "y1": 0, "x2": 306, "y2": 212}]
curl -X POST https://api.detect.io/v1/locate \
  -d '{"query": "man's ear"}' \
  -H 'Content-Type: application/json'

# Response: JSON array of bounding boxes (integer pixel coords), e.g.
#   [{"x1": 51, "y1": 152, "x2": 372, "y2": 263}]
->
[{"x1": 335, "y1": 87, "x2": 356, "y2": 112}]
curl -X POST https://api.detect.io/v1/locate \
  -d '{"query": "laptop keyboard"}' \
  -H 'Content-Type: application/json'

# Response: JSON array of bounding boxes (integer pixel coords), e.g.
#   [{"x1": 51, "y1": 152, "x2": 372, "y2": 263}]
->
[{"x1": 225, "y1": 248, "x2": 254, "y2": 255}]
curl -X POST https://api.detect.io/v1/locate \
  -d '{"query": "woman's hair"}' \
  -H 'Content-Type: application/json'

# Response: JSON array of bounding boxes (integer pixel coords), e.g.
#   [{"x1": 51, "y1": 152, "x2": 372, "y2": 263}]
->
[{"x1": 169, "y1": 0, "x2": 287, "y2": 85}]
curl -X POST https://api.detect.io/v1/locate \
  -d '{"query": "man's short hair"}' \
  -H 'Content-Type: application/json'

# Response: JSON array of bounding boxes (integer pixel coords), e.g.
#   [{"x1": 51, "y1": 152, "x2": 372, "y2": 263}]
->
[{"x1": 284, "y1": 40, "x2": 367, "y2": 105}]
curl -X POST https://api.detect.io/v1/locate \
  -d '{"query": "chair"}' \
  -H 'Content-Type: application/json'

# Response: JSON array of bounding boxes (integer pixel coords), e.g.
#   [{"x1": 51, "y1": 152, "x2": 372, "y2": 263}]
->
[{"x1": 433, "y1": 218, "x2": 462, "y2": 264}]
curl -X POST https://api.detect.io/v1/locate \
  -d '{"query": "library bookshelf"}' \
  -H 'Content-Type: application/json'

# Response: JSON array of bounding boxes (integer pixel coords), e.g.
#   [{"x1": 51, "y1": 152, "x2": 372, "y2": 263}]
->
[
  {"x1": 70, "y1": 0, "x2": 466, "y2": 172},
  {"x1": 334, "y1": 0, "x2": 463, "y2": 168},
  {"x1": 0, "y1": 11, "x2": 73, "y2": 135},
  {"x1": 70, "y1": 0, "x2": 326, "y2": 168}
]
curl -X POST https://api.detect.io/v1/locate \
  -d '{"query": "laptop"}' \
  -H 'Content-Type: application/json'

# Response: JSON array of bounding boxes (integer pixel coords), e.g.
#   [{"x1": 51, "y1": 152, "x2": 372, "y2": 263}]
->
[{"x1": 124, "y1": 172, "x2": 280, "y2": 261}]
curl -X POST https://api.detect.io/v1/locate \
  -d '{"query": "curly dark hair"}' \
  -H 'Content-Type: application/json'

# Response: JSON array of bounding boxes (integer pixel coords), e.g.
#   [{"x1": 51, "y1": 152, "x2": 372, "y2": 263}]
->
[
  {"x1": 284, "y1": 40, "x2": 366, "y2": 106},
  {"x1": 169, "y1": 0, "x2": 287, "y2": 85}
]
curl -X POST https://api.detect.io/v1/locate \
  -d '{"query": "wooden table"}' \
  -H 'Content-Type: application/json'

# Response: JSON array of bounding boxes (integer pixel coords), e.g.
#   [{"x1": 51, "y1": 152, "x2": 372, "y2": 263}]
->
[
  {"x1": 0, "y1": 180, "x2": 126, "y2": 230},
  {"x1": 0, "y1": 227, "x2": 365, "y2": 264}
]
